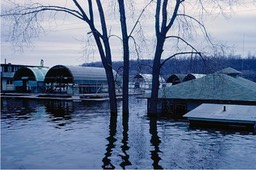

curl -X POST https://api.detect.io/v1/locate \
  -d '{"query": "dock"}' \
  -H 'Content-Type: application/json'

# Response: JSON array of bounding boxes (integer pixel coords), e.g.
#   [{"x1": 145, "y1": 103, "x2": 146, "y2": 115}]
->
[
  {"x1": 184, "y1": 104, "x2": 256, "y2": 131},
  {"x1": 0, "y1": 93, "x2": 122, "y2": 102}
]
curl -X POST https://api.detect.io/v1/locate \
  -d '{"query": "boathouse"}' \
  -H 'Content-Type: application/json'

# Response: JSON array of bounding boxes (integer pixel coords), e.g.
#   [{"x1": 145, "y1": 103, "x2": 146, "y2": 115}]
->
[
  {"x1": 13, "y1": 67, "x2": 49, "y2": 93},
  {"x1": 184, "y1": 104, "x2": 256, "y2": 130},
  {"x1": 166, "y1": 73, "x2": 205, "y2": 85},
  {"x1": 131, "y1": 73, "x2": 165, "y2": 93},
  {"x1": 44, "y1": 65, "x2": 120, "y2": 94},
  {"x1": 146, "y1": 68, "x2": 256, "y2": 118},
  {"x1": 166, "y1": 74, "x2": 186, "y2": 85},
  {"x1": 1, "y1": 63, "x2": 35, "y2": 92}
]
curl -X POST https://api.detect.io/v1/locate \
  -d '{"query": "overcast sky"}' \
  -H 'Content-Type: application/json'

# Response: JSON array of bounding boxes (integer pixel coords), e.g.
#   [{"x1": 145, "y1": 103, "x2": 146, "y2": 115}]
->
[{"x1": 1, "y1": 0, "x2": 256, "y2": 67}]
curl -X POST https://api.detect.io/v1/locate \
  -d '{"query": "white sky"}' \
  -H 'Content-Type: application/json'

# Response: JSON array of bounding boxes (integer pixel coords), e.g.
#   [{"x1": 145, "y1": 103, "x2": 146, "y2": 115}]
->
[{"x1": 1, "y1": 0, "x2": 256, "y2": 67}]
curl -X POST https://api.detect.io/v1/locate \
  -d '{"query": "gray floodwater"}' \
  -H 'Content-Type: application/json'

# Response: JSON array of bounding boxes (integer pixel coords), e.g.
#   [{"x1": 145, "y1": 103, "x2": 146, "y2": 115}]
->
[{"x1": 1, "y1": 97, "x2": 256, "y2": 169}]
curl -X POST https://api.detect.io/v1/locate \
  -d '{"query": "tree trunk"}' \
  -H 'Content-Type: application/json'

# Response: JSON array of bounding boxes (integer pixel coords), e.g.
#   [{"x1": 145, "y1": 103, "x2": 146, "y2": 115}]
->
[
  {"x1": 90, "y1": 25, "x2": 118, "y2": 115},
  {"x1": 94, "y1": 1, "x2": 118, "y2": 115},
  {"x1": 149, "y1": 36, "x2": 165, "y2": 116},
  {"x1": 118, "y1": 0, "x2": 130, "y2": 115},
  {"x1": 105, "y1": 65, "x2": 118, "y2": 115}
]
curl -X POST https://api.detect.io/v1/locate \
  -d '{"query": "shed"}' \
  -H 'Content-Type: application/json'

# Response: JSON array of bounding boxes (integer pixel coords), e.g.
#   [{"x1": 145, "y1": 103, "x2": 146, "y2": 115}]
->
[
  {"x1": 13, "y1": 67, "x2": 49, "y2": 93},
  {"x1": 184, "y1": 103, "x2": 256, "y2": 130},
  {"x1": 44, "y1": 65, "x2": 120, "y2": 94}
]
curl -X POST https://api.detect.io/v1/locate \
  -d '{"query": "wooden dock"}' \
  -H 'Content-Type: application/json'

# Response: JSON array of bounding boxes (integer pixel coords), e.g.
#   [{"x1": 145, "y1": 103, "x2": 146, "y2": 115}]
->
[
  {"x1": 0, "y1": 93, "x2": 122, "y2": 102},
  {"x1": 184, "y1": 104, "x2": 256, "y2": 131}
]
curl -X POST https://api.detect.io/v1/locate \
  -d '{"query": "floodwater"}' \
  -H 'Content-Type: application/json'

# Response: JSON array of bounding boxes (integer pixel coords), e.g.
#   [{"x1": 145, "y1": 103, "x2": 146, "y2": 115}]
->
[{"x1": 1, "y1": 97, "x2": 256, "y2": 169}]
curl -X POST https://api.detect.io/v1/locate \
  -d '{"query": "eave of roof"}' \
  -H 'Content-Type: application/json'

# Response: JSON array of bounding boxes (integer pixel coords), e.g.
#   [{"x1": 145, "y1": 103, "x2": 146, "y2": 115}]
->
[
  {"x1": 184, "y1": 103, "x2": 256, "y2": 123},
  {"x1": 146, "y1": 73, "x2": 256, "y2": 102}
]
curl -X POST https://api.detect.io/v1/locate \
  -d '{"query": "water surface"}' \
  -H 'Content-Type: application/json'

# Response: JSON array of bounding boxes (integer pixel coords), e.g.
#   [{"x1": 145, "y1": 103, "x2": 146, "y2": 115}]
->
[{"x1": 1, "y1": 97, "x2": 256, "y2": 169}]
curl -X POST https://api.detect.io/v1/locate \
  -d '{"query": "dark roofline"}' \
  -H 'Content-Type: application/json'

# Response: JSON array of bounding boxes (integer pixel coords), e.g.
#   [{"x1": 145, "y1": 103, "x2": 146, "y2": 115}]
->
[
  {"x1": 157, "y1": 98, "x2": 256, "y2": 105},
  {"x1": 1, "y1": 63, "x2": 49, "y2": 68}
]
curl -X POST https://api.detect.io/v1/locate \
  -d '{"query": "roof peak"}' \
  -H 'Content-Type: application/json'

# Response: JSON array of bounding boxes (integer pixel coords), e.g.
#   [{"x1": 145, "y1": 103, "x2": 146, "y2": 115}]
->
[{"x1": 215, "y1": 67, "x2": 242, "y2": 75}]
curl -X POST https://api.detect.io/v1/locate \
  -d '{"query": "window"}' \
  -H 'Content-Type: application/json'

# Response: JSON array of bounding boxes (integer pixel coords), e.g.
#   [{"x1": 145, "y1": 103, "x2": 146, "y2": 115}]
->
[{"x1": 7, "y1": 79, "x2": 13, "y2": 84}]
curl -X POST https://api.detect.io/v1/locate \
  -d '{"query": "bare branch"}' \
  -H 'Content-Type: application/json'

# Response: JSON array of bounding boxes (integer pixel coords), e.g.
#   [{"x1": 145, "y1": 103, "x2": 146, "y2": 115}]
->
[
  {"x1": 161, "y1": 0, "x2": 168, "y2": 31},
  {"x1": 109, "y1": 34, "x2": 122, "y2": 41},
  {"x1": 1, "y1": 3, "x2": 88, "y2": 48},
  {"x1": 166, "y1": 0, "x2": 183, "y2": 31},
  {"x1": 129, "y1": 36, "x2": 141, "y2": 61},
  {"x1": 155, "y1": 0, "x2": 161, "y2": 35},
  {"x1": 176, "y1": 13, "x2": 215, "y2": 47},
  {"x1": 88, "y1": 0, "x2": 94, "y2": 23},
  {"x1": 72, "y1": 0, "x2": 90, "y2": 22},
  {"x1": 166, "y1": 35, "x2": 199, "y2": 52},
  {"x1": 95, "y1": 0, "x2": 112, "y2": 65},
  {"x1": 2, "y1": 5, "x2": 84, "y2": 20},
  {"x1": 129, "y1": 0, "x2": 153, "y2": 37},
  {"x1": 160, "y1": 51, "x2": 202, "y2": 68}
]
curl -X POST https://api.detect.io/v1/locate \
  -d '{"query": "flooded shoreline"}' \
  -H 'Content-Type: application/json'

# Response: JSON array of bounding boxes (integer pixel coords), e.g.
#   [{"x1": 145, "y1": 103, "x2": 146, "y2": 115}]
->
[{"x1": 1, "y1": 97, "x2": 256, "y2": 169}]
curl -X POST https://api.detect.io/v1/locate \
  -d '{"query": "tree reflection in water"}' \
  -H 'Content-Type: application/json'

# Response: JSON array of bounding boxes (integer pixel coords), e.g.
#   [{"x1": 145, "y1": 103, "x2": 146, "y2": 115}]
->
[
  {"x1": 102, "y1": 115, "x2": 117, "y2": 169},
  {"x1": 102, "y1": 113, "x2": 132, "y2": 169},
  {"x1": 149, "y1": 117, "x2": 163, "y2": 169},
  {"x1": 102, "y1": 113, "x2": 163, "y2": 169},
  {"x1": 120, "y1": 114, "x2": 132, "y2": 168}
]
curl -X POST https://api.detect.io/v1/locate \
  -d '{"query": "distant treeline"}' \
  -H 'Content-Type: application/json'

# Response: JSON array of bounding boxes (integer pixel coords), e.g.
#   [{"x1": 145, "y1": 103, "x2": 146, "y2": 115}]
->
[{"x1": 82, "y1": 55, "x2": 256, "y2": 82}]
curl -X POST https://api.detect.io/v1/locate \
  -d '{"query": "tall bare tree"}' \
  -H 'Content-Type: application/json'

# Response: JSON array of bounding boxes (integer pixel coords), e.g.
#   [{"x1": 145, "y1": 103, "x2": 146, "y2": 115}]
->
[
  {"x1": 117, "y1": 0, "x2": 130, "y2": 115},
  {"x1": 148, "y1": 0, "x2": 242, "y2": 115},
  {"x1": 1, "y1": 0, "x2": 133, "y2": 115}
]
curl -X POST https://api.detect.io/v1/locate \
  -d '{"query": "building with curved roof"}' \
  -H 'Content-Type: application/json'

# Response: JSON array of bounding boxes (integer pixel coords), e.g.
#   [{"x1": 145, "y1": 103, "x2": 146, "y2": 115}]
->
[
  {"x1": 166, "y1": 73, "x2": 205, "y2": 85},
  {"x1": 45, "y1": 65, "x2": 120, "y2": 94},
  {"x1": 131, "y1": 73, "x2": 165, "y2": 93},
  {"x1": 13, "y1": 67, "x2": 49, "y2": 93},
  {"x1": 166, "y1": 74, "x2": 186, "y2": 85}
]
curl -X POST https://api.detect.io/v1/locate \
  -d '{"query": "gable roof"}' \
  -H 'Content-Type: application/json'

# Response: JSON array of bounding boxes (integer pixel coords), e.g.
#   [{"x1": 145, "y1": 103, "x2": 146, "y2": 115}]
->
[{"x1": 155, "y1": 72, "x2": 256, "y2": 102}]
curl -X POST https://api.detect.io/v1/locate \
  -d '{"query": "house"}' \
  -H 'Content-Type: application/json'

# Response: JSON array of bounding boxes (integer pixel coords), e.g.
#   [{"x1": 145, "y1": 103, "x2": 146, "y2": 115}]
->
[
  {"x1": 44, "y1": 65, "x2": 121, "y2": 94},
  {"x1": 13, "y1": 67, "x2": 49, "y2": 93},
  {"x1": 146, "y1": 68, "x2": 256, "y2": 118}
]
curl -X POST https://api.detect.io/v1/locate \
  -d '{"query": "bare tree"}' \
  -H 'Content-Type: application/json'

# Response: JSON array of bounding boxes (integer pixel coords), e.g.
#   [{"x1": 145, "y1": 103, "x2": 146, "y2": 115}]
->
[
  {"x1": 117, "y1": 0, "x2": 130, "y2": 115},
  {"x1": 117, "y1": 0, "x2": 153, "y2": 115},
  {"x1": 148, "y1": 0, "x2": 242, "y2": 115},
  {"x1": 1, "y1": 0, "x2": 131, "y2": 115},
  {"x1": 2, "y1": 0, "x2": 247, "y2": 116}
]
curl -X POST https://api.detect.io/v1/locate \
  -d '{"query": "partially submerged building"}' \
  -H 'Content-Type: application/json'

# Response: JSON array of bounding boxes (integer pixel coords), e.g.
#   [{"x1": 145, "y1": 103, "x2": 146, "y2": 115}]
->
[
  {"x1": 1, "y1": 61, "x2": 47, "y2": 93},
  {"x1": 130, "y1": 73, "x2": 165, "y2": 93},
  {"x1": 166, "y1": 73, "x2": 205, "y2": 85},
  {"x1": 184, "y1": 104, "x2": 256, "y2": 130},
  {"x1": 146, "y1": 68, "x2": 256, "y2": 118},
  {"x1": 13, "y1": 67, "x2": 49, "y2": 93},
  {"x1": 44, "y1": 65, "x2": 120, "y2": 94},
  {"x1": 166, "y1": 74, "x2": 186, "y2": 85}
]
